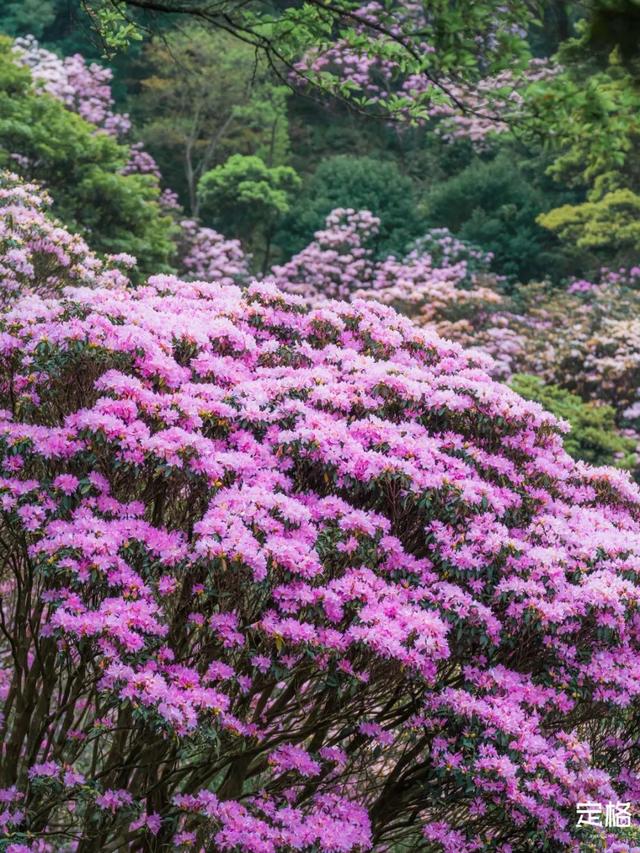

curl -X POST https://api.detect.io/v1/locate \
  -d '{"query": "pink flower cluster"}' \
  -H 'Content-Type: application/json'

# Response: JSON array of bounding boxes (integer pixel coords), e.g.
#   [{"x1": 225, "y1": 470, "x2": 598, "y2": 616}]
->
[
  {"x1": 121, "y1": 141, "x2": 163, "y2": 180},
  {"x1": 179, "y1": 219, "x2": 250, "y2": 283},
  {"x1": 272, "y1": 209, "x2": 503, "y2": 337},
  {"x1": 1, "y1": 175, "x2": 640, "y2": 852},
  {"x1": 0, "y1": 171, "x2": 134, "y2": 303},
  {"x1": 13, "y1": 36, "x2": 131, "y2": 138}
]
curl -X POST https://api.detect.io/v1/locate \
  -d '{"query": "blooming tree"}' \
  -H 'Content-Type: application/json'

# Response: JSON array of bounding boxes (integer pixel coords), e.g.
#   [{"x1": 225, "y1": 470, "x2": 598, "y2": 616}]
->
[
  {"x1": 1, "y1": 188, "x2": 640, "y2": 852},
  {"x1": 292, "y1": 1, "x2": 556, "y2": 144},
  {"x1": 12, "y1": 35, "x2": 132, "y2": 138},
  {"x1": 178, "y1": 218, "x2": 250, "y2": 284}
]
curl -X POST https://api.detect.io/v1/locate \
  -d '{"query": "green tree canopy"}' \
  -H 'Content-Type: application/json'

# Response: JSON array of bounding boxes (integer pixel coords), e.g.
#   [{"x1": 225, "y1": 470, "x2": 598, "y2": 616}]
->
[
  {"x1": 0, "y1": 0, "x2": 56, "y2": 39},
  {"x1": 135, "y1": 26, "x2": 291, "y2": 216},
  {"x1": 198, "y1": 154, "x2": 300, "y2": 270},
  {"x1": 425, "y1": 151, "x2": 582, "y2": 281},
  {"x1": 522, "y1": 12, "x2": 640, "y2": 268}
]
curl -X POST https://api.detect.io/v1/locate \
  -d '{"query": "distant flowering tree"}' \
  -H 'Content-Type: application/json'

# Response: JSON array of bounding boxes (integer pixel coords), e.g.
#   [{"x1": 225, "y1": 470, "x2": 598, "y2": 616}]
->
[
  {"x1": 272, "y1": 208, "x2": 381, "y2": 301},
  {"x1": 466, "y1": 270, "x2": 640, "y2": 415},
  {"x1": 178, "y1": 218, "x2": 250, "y2": 284},
  {"x1": 12, "y1": 35, "x2": 132, "y2": 138},
  {"x1": 1, "y1": 192, "x2": 640, "y2": 851}
]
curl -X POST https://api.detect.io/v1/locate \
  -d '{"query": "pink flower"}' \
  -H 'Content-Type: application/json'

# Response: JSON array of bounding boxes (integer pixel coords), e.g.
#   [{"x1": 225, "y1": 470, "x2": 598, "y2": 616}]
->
[
  {"x1": 268, "y1": 744, "x2": 321, "y2": 777},
  {"x1": 53, "y1": 473, "x2": 80, "y2": 494},
  {"x1": 95, "y1": 789, "x2": 134, "y2": 812}
]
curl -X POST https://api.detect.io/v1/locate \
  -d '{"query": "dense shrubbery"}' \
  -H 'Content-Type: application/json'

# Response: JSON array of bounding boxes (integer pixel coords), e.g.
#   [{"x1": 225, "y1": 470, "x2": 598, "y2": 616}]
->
[
  {"x1": 509, "y1": 374, "x2": 637, "y2": 470},
  {"x1": 278, "y1": 156, "x2": 423, "y2": 260},
  {"x1": 425, "y1": 152, "x2": 582, "y2": 282},
  {"x1": 1, "y1": 183, "x2": 640, "y2": 853}
]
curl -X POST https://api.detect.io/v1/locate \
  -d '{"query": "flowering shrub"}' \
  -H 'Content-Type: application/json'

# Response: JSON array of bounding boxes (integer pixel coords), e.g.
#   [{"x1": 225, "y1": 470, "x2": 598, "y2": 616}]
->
[
  {"x1": 467, "y1": 274, "x2": 640, "y2": 421},
  {"x1": 1, "y1": 229, "x2": 640, "y2": 851},
  {"x1": 0, "y1": 171, "x2": 134, "y2": 304},
  {"x1": 273, "y1": 208, "x2": 503, "y2": 335},
  {"x1": 178, "y1": 219, "x2": 250, "y2": 284},
  {"x1": 408, "y1": 228, "x2": 494, "y2": 281},
  {"x1": 272, "y1": 208, "x2": 380, "y2": 301}
]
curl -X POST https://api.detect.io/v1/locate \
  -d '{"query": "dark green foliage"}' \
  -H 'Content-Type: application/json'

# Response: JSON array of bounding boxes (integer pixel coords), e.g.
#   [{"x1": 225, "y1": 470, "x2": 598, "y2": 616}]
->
[
  {"x1": 425, "y1": 151, "x2": 584, "y2": 282},
  {"x1": 199, "y1": 154, "x2": 301, "y2": 271},
  {"x1": 0, "y1": 0, "x2": 57, "y2": 40},
  {"x1": 510, "y1": 374, "x2": 637, "y2": 470},
  {"x1": 0, "y1": 0, "x2": 109, "y2": 59},
  {"x1": 585, "y1": 0, "x2": 640, "y2": 62},
  {"x1": 277, "y1": 155, "x2": 424, "y2": 259},
  {"x1": 133, "y1": 27, "x2": 292, "y2": 217},
  {"x1": 0, "y1": 38, "x2": 176, "y2": 273}
]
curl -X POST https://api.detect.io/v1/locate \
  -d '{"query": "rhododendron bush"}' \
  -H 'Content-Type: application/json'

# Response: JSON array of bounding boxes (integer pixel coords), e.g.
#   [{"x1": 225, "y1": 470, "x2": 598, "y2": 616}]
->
[
  {"x1": 1, "y1": 185, "x2": 640, "y2": 852},
  {"x1": 12, "y1": 35, "x2": 132, "y2": 139},
  {"x1": 0, "y1": 172, "x2": 135, "y2": 305},
  {"x1": 273, "y1": 209, "x2": 503, "y2": 335}
]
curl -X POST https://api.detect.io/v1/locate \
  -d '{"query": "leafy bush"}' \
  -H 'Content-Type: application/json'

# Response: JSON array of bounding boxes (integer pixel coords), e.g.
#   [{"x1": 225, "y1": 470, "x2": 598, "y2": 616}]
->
[
  {"x1": 510, "y1": 373, "x2": 637, "y2": 469},
  {"x1": 198, "y1": 154, "x2": 300, "y2": 270},
  {"x1": 425, "y1": 151, "x2": 580, "y2": 281},
  {"x1": 538, "y1": 188, "x2": 640, "y2": 266}
]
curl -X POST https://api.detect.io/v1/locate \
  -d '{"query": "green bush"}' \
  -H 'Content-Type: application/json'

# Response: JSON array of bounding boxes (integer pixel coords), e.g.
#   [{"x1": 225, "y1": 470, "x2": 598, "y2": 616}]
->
[
  {"x1": 509, "y1": 374, "x2": 637, "y2": 470},
  {"x1": 425, "y1": 152, "x2": 582, "y2": 282},
  {"x1": 198, "y1": 154, "x2": 300, "y2": 270},
  {"x1": 0, "y1": 0, "x2": 56, "y2": 39}
]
